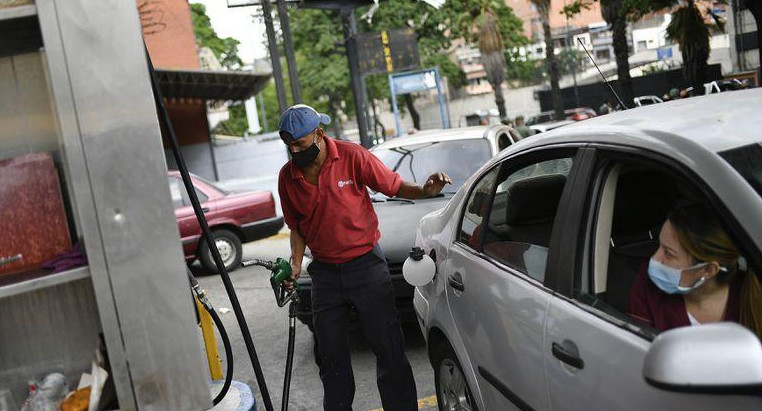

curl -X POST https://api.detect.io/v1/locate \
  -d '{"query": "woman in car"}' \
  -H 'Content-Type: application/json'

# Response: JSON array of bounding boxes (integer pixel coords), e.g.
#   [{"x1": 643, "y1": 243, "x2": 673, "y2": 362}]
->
[{"x1": 628, "y1": 203, "x2": 762, "y2": 339}]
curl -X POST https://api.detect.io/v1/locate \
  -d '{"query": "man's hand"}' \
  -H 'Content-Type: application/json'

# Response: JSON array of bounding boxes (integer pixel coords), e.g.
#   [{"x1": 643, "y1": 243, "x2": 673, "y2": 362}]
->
[
  {"x1": 422, "y1": 172, "x2": 453, "y2": 197},
  {"x1": 284, "y1": 259, "x2": 301, "y2": 292}
]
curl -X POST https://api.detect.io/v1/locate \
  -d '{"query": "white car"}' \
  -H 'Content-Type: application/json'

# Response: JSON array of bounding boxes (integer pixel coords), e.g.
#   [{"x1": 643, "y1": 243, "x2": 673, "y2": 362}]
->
[
  {"x1": 406, "y1": 89, "x2": 762, "y2": 410},
  {"x1": 633, "y1": 95, "x2": 663, "y2": 107}
]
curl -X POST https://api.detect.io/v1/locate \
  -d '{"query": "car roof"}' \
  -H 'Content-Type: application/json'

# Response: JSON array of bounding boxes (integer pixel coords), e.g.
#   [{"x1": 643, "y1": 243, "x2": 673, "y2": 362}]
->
[
  {"x1": 529, "y1": 119, "x2": 575, "y2": 129},
  {"x1": 530, "y1": 88, "x2": 762, "y2": 153},
  {"x1": 370, "y1": 126, "x2": 492, "y2": 150}
]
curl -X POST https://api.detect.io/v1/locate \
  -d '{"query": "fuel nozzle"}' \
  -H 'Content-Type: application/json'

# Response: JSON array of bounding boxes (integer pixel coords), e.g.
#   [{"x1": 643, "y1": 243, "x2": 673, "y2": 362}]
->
[{"x1": 242, "y1": 257, "x2": 299, "y2": 307}]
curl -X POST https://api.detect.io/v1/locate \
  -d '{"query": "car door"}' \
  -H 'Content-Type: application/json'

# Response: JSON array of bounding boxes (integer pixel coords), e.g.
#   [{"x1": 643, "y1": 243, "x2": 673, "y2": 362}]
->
[
  {"x1": 445, "y1": 148, "x2": 581, "y2": 410},
  {"x1": 543, "y1": 147, "x2": 762, "y2": 410}
]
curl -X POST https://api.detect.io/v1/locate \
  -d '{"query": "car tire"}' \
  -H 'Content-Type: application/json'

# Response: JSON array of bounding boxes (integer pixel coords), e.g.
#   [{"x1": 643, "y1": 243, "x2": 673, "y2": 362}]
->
[
  {"x1": 199, "y1": 229, "x2": 242, "y2": 273},
  {"x1": 432, "y1": 340, "x2": 478, "y2": 411}
]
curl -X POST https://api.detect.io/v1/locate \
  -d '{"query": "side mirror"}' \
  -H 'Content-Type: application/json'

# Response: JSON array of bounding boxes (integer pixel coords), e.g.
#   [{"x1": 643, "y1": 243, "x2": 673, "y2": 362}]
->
[
  {"x1": 402, "y1": 247, "x2": 436, "y2": 286},
  {"x1": 644, "y1": 323, "x2": 762, "y2": 394}
]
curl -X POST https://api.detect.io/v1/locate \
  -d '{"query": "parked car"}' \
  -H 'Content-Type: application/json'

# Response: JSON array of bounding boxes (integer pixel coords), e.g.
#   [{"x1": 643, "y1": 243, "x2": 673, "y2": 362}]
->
[
  {"x1": 705, "y1": 79, "x2": 749, "y2": 94},
  {"x1": 294, "y1": 125, "x2": 523, "y2": 330},
  {"x1": 167, "y1": 171, "x2": 284, "y2": 272},
  {"x1": 633, "y1": 95, "x2": 663, "y2": 107},
  {"x1": 406, "y1": 89, "x2": 762, "y2": 410},
  {"x1": 526, "y1": 107, "x2": 597, "y2": 126},
  {"x1": 680, "y1": 79, "x2": 749, "y2": 98}
]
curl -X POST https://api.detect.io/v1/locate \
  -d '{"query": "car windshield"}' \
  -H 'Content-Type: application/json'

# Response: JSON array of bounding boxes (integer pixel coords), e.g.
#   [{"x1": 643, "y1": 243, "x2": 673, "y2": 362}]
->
[
  {"x1": 191, "y1": 173, "x2": 231, "y2": 195},
  {"x1": 720, "y1": 143, "x2": 762, "y2": 198},
  {"x1": 372, "y1": 139, "x2": 491, "y2": 194}
]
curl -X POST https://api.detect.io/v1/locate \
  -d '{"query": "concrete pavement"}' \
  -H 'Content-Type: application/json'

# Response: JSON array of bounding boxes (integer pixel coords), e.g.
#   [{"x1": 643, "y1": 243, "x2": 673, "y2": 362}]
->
[{"x1": 193, "y1": 233, "x2": 437, "y2": 411}]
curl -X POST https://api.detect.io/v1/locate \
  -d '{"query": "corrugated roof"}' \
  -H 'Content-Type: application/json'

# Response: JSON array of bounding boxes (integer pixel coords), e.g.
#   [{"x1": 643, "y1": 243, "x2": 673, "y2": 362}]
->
[{"x1": 156, "y1": 69, "x2": 271, "y2": 101}]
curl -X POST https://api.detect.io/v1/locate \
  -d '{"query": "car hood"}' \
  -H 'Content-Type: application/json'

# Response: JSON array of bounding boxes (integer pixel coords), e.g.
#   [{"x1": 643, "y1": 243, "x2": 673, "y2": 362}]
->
[{"x1": 375, "y1": 196, "x2": 451, "y2": 263}]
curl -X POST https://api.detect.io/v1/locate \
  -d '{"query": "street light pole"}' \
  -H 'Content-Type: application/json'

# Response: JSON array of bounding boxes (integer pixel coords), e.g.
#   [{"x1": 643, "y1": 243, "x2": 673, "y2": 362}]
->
[
  {"x1": 277, "y1": 0, "x2": 302, "y2": 104},
  {"x1": 260, "y1": 0, "x2": 288, "y2": 112},
  {"x1": 341, "y1": 8, "x2": 371, "y2": 148}
]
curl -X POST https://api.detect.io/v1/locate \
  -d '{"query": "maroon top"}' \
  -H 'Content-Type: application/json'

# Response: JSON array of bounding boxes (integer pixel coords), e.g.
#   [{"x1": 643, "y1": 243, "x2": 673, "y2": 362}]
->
[
  {"x1": 627, "y1": 262, "x2": 741, "y2": 330},
  {"x1": 278, "y1": 137, "x2": 402, "y2": 263}
]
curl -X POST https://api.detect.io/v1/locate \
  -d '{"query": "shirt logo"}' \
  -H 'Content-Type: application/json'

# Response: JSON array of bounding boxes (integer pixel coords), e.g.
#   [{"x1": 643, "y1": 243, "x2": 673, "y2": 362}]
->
[{"x1": 337, "y1": 179, "x2": 354, "y2": 188}]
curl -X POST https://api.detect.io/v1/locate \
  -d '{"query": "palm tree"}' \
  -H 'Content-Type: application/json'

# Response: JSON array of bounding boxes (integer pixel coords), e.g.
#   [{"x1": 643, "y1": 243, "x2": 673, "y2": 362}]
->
[
  {"x1": 666, "y1": 0, "x2": 719, "y2": 96},
  {"x1": 477, "y1": 5, "x2": 509, "y2": 121},
  {"x1": 532, "y1": 0, "x2": 564, "y2": 120}
]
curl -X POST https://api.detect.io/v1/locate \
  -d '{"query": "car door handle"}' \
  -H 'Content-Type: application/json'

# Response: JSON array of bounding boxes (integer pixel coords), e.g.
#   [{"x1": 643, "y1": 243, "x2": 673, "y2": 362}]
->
[
  {"x1": 552, "y1": 341, "x2": 584, "y2": 369},
  {"x1": 448, "y1": 272, "x2": 465, "y2": 292},
  {"x1": 201, "y1": 207, "x2": 210, "y2": 213}
]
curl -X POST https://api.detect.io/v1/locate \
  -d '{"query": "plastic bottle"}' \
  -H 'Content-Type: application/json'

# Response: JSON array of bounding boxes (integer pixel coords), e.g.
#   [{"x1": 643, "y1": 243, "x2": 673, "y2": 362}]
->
[{"x1": 20, "y1": 373, "x2": 69, "y2": 411}]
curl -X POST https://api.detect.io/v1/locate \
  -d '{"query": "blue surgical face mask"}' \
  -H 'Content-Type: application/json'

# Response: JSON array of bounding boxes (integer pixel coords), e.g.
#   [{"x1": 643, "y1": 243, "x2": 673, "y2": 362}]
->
[{"x1": 647, "y1": 258, "x2": 708, "y2": 295}]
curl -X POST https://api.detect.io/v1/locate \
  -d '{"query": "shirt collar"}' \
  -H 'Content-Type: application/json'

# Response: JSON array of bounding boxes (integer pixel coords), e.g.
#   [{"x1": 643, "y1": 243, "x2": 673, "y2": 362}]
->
[{"x1": 289, "y1": 136, "x2": 340, "y2": 179}]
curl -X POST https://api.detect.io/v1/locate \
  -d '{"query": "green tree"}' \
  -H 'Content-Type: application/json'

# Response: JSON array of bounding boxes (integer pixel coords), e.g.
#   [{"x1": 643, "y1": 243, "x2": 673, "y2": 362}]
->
[
  {"x1": 191, "y1": 3, "x2": 249, "y2": 136},
  {"x1": 358, "y1": 0, "x2": 469, "y2": 130},
  {"x1": 625, "y1": 0, "x2": 726, "y2": 95},
  {"x1": 190, "y1": 4, "x2": 243, "y2": 70},
  {"x1": 213, "y1": 103, "x2": 248, "y2": 136},
  {"x1": 478, "y1": 5, "x2": 509, "y2": 120},
  {"x1": 289, "y1": 8, "x2": 352, "y2": 137},
  {"x1": 451, "y1": 0, "x2": 527, "y2": 120},
  {"x1": 563, "y1": 0, "x2": 637, "y2": 106},
  {"x1": 664, "y1": 0, "x2": 723, "y2": 95}
]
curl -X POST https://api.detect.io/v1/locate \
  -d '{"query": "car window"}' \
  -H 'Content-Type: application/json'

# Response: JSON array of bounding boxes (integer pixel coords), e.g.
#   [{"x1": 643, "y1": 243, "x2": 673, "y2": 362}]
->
[
  {"x1": 168, "y1": 178, "x2": 185, "y2": 209},
  {"x1": 720, "y1": 143, "x2": 762, "y2": 199},
  {"x1": 168, "y1": 177, "x2": 208, "y2": 208},
  {"x1": 577, "y1": 157, "x2": 760, "y2": 339},
  {"x1": 482, "y1": 158, "x2": 573, "y2": 282},
  {"x1": 191, "y1": 173, "x2": 229, "y2": 195},
  {"x1": 372, "y1": 139, "x2": 492, "y2": 192},
  {"x1": 457, "y1": 167, "x2": 500, "y2": 249}
]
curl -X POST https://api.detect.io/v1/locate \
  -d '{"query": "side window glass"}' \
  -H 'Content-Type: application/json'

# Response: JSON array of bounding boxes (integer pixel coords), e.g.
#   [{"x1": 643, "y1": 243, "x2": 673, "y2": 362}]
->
[
  {"x1": 483, "y1": 158, "x2": 573, "y2": 282},
  {"x1": 169, "y1": 177, "x2": 208, "y2": 208},
  {"x1": 458, "y1": 168, "x2": 499, "y2": 249},
  {"x1": 579, "y1": 162, "x2": 762, "y2": 341},
  {"x1": 187, "y1": 187, "x2": 208, "y2": 206},
  {"x1": 168, "y1": 178, "x2": 184, "y2": 209}
]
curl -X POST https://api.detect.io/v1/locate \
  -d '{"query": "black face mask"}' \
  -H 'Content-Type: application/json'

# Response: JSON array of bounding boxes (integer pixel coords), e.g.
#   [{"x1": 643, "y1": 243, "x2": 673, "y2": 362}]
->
[{"x1": 290, "y1": 135, "x2": 320, "y2": 168}]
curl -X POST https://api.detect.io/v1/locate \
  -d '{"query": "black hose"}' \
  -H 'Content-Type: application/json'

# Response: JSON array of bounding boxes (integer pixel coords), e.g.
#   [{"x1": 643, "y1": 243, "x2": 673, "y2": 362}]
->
[
  {"x1": 144, "y1": 44, "x2": 273, "y2": 411},
  {"x1": 187, "y1": 269, "x2": 234, "y2": 406},
  {"x1": 281, "y1": 302, "x2": 297, "y2": 411},
  {"x1": 209, "y1": 305, "x2": 234, "y2": 405}
]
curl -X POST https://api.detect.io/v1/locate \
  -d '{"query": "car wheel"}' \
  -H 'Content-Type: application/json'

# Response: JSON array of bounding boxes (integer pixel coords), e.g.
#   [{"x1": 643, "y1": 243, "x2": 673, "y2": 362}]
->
[
  {"x1": 433, "y1": 341, "x2": 478, "y2": 411},
  {"x1": 199, "y1": 229, "x2": 242, "y2": 273}
]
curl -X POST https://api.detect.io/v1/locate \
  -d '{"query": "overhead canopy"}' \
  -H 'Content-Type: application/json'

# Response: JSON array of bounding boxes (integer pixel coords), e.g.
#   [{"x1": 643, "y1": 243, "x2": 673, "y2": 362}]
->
[{"x1": 156, "y1": 69, "x2": 271, "y2": 101}]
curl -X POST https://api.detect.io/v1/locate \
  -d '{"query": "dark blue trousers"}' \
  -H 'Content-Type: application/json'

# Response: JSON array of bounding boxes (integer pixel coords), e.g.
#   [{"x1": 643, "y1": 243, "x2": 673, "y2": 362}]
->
[{"x1": 309, "y1": 245, "x2": 417, "y2": 411}]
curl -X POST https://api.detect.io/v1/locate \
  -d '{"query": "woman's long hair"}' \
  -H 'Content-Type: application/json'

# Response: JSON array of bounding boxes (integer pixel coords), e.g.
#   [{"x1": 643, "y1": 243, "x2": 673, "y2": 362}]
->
[{"x1": 668, "y1": 204, "x2": 762, "y2": 340}]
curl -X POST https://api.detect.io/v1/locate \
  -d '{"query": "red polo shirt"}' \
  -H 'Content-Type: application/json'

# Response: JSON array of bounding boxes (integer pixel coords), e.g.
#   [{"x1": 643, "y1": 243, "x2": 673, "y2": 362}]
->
[{"x1": 278, "y1": 137, "x2": 402, "y2": 263}]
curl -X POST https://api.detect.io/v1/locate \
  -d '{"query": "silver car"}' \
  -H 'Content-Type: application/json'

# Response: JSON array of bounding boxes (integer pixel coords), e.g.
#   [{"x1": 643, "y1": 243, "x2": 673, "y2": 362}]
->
[{"x1": 405, "y1": 89, "x2": 762, "y2": 410}]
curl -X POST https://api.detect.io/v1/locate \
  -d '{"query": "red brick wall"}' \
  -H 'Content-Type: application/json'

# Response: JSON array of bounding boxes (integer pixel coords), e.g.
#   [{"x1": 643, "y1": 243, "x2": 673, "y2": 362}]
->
[
  {"x1": 505, "y1": 0, "x2": 604, "y2": 40},
  {"x1": 137, "y1": 0, "x2": 209, "y2": 147},
  {"x1": 138, "y1": 0, "x2": 200, "y2": 69}
]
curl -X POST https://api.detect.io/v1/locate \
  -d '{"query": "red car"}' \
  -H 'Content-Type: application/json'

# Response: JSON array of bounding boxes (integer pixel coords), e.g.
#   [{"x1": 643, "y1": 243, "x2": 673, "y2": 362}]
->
[{"x1": 167, "y1": 171, "x2": 283, "y2": 272}]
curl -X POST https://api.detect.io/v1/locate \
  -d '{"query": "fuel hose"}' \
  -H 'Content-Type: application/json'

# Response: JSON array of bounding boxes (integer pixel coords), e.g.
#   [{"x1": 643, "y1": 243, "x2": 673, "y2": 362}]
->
[
  {"x1": 144, "y1": 44, "x2": 274, "y2": 411},
  {"x1": 188, "y1": 271, "x2": 234, "y2": 406}
]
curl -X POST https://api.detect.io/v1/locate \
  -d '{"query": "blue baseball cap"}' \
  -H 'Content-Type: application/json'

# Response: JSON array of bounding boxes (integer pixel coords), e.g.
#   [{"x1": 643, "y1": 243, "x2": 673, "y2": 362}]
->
[{"x1": 278, "y1": 104, "x2": 331, "y2": 142}]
